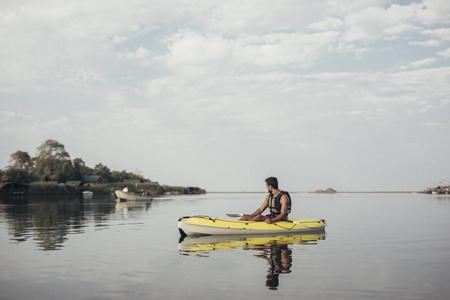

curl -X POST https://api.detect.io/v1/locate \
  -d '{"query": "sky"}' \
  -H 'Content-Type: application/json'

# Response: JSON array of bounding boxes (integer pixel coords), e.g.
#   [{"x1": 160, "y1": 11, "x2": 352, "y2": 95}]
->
[{"x1": 1, "y1": 0, "x2": 449, "y2": 192}]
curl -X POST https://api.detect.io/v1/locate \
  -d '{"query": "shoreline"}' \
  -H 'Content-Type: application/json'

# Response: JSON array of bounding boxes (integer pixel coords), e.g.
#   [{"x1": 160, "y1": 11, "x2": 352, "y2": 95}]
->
[{"x1": 208, "y1": 191, "x2": 421, "y2": 194}]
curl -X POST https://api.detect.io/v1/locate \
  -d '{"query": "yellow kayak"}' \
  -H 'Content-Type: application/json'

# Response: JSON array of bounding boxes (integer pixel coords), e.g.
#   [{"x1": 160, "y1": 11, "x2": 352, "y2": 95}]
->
[
  {"x1": 178, "y1": 215, "x2": 326, "y2": 236},
  {"x1": 179, "y1": 232, "x2": 326, "y2": 252}
]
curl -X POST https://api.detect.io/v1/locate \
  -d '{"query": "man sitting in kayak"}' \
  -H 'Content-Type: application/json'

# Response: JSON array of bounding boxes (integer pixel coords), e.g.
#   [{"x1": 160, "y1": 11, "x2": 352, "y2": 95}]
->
[{"x1": 239, "y1": 177, "x2": 291, "y2": 224}]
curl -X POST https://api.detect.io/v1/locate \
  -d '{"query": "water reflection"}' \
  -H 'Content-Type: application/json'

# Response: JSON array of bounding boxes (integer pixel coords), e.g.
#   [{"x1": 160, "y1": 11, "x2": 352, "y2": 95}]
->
[
  {"x1": 115, "y1": 201, "x2": 152, "y2": 218},
  {"x1": 0, "y1": 196, "x2": 119, "y2": 251},
  {"x1": 250, "y1": 243, "x2": 292, "y2": 289},
  {"x1": 179, "y1": 232, "x2": 325, "y2": 289}
]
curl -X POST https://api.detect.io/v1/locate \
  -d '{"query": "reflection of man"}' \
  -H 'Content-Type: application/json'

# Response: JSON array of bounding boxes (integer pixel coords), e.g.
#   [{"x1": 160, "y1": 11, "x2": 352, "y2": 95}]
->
[{"x1": 253, "y1": 244, "x2": 292, "y2": 290}]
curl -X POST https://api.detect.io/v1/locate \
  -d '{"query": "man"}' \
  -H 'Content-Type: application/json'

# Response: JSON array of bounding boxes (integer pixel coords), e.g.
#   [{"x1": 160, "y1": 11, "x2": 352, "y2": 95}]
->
[{"x1": 239, "y1": 177, "x2": 291, "y2": 224}]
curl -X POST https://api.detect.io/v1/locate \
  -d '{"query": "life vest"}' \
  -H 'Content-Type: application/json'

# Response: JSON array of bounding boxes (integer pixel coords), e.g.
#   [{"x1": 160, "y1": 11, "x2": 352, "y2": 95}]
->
[{"x1": 268, "y1": 191, "x2": 291, "y2": 217}]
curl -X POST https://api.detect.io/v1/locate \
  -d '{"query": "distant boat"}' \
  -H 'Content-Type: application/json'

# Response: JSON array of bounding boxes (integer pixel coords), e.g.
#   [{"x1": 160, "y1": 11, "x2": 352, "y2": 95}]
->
[
  {"x1": 115, "y1": 190, "x2": 153, "y2": 202},
  {"x1": 82, "y1": 191, "x2": 93, "y2": 198}
]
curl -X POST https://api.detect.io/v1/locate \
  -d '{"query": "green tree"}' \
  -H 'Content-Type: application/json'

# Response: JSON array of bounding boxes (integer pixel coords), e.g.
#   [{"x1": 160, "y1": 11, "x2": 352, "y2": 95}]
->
[
  {"x1": 33, "y1": 139, "x2": 72, "y2": 182},
  {"x1": 8, "y1": 151, "x2": 33, "y2": 171},
  {"x1": 111, "y1": 170, "x2": 144, "y2": 182},
  {"x1": 72, "y1": 158, "x2": 94, "y2": 180},
  {"x1": 94, "y1": 163, "x2": 112, "y2": 183},
  {"x1": 111, "y1": 170, "x2": 127, "y2": 182},
  {"x1": 4, "y1": 168, "x2": 30, "y2": 183}
]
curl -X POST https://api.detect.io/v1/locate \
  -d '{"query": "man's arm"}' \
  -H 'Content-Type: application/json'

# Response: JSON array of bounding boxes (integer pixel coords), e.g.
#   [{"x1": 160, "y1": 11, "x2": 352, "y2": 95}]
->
[{"x1": 249, "y1": 194, "x2": 269, "y2": 216}]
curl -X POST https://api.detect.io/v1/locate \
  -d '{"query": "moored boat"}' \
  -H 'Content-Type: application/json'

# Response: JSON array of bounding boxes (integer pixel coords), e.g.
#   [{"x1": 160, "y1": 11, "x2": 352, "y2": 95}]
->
[
  {"x1": 115, "y1": 190, "x2": 153, "y2": 202},
  {"x1": 178, "y1": 215, "x2": 326, "y2": 236},
  {"x1": 82, "y1": 191, "x2": 93, "y2": 198}
]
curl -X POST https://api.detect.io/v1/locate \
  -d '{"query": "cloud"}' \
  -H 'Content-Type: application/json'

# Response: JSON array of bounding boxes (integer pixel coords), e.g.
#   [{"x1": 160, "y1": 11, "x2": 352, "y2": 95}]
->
[
  {"x1": 438, "y1": 48, "x2": 450, "y2": 58},
  {"x1": 309, "y1": 17, "x2": 343, "y2": 31},
  {"x1": 410, "y1": 57, "x2": 438, "y2": 68},
  {"x1": 416, "y1": 0, "x2": 450, "y2": 26},
  {"x1": 422, "y1": 28, "x2": 450, "y2": 41},
  {"x1": 116, "y1": 47, "x2": 151, "y2": 60},
  {"x1": 393, "y1": 57, "x2": 440, "y2": 71},
  {"x1": 156, "y1": 30, "x2": 341, "y2": 71},
  {"x1": 343, "y1": 4, "x2": 421, "y2": 41},
  {"x1": 409, "y1": 39, "x2": 441, "y2": 47}
]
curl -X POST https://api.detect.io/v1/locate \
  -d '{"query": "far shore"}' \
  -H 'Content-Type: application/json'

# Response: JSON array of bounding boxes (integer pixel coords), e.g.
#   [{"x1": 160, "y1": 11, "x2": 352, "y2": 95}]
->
[
  {"x1": 309, "y1": 191, "x2": 420, "y2": 194},
  {"x1": 208, "y1": 191, "x2": 422, "y2": 194}
]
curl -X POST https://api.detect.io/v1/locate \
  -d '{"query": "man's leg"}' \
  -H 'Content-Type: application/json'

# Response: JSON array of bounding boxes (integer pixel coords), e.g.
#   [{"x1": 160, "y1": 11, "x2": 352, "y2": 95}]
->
[
  {"x1": 239, "y1": 214, "x2": 253, "y2": 221},
  {"x1": 250, "y1": 215, "x2": 270, "y2": 222}
]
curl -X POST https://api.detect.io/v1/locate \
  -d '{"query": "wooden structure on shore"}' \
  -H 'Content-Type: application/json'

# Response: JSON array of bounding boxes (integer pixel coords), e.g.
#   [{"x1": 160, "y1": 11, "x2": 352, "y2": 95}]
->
[
  {"x1": 82, "y1": 175, "x2": 104, "y2": 186},
  {"x1": 426, "y1": 186, "x2": 450, "y2": 195},
  {"x1": 0, "y1": 182, "x2": 28, "y2": 196}
]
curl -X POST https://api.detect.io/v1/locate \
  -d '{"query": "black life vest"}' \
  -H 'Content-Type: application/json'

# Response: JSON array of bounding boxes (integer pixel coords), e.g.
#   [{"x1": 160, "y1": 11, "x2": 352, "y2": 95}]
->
[{"x1": 268, "y1": 191, "x2": 291, "y2": 217}]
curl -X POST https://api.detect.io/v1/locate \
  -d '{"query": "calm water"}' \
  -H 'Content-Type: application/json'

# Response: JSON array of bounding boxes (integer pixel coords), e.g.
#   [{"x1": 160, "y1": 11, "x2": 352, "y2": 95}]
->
[{"x1": 1, "y1": 192, "x2": 450, "y2": 300}]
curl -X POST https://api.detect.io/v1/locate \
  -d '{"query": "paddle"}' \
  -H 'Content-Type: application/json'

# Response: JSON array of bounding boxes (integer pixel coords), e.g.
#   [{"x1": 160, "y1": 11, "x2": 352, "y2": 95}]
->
[{"x1": 225, "y1": 214, "x2": 316, "y2": 228}]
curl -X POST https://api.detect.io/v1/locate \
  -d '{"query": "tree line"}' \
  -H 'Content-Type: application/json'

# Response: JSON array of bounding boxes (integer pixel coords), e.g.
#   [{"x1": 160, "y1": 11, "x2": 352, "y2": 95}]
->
[{"x1": 1, "y1": 139, "x2": 148, "y2": 184}]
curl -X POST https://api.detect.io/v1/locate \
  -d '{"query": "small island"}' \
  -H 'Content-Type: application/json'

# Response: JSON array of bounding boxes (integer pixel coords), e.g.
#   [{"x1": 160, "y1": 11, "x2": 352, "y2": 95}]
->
[{"x1": 313, "y1": 187, "x2": 337, "y2": 194}]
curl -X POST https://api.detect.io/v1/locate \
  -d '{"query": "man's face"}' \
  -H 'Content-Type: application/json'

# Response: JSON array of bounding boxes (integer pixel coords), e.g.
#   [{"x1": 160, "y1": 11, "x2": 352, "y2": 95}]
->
[{"x1": 266, "y1": 183, "x2": 272, "y2": 193}]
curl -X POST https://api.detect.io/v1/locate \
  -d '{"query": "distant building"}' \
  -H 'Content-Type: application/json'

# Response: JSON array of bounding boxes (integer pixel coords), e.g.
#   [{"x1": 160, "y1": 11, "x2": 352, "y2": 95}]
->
[
  {"x1": 66, "y1": 181, "x2": 83, "y2": 192},
  {"x1": 82, "y1": 175, "x2": 104, "y2": 186},
  {"x1": 66, "y1": 181, "x2": 83, "y2": 187},
  {"x1": 426, "y1": 186, "x2": 450, "y2": 194},
  {"x1": 0, "y1": 182, "x2": 28, "y2": 195}
]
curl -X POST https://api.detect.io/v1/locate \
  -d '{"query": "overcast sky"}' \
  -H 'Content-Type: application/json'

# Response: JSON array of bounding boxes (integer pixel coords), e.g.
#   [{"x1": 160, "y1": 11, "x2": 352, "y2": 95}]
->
[{"x1": 1, "y1": 0, "x2": 449, "y2": 192}]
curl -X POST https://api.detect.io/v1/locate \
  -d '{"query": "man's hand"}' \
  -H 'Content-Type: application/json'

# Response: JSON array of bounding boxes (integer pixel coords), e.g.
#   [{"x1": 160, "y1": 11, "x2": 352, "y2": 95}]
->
[{"x1": 265, "y1": 218, "x2": 273, "y2": 224}]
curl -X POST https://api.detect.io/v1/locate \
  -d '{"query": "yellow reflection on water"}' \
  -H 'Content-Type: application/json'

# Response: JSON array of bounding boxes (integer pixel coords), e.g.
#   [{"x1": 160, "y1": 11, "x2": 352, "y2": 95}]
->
[{"x1": 178, "y1": 232, "x2": 326, "y2": 289}]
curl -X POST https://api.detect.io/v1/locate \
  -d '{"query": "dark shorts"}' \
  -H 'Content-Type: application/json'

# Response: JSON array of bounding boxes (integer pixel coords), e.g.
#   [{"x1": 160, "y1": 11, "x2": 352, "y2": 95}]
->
[{"x1": 266, "y1": 214, "x2": 288, "y2": 220}]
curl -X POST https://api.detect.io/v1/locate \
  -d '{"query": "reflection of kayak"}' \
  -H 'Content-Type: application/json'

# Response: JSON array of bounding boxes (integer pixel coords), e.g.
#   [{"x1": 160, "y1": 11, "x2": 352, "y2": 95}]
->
[
  {"x1": 115, "y1": 190, "x2": 153, "y2": 202},
  {"x1": 179, "y1": 232, "x2": 326, "y2": 252},
  {"x1": 178, "y1": 216, "x2": 326, "y2": 236}
]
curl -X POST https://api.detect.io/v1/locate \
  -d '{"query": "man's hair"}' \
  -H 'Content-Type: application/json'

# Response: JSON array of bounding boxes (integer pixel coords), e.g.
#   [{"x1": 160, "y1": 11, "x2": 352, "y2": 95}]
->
[{"x1": 265, "y1": 177, "x2": 278, "y2": 189}]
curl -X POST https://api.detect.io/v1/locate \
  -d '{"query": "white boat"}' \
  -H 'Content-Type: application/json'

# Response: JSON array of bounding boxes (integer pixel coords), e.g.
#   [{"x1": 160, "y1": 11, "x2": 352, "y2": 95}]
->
[
  {"x1": 82, "y1": 191, "x2": 93, "y2": 198},
  {"x1": 115, "y1": 190, "x2": 153, "y2": 202}
]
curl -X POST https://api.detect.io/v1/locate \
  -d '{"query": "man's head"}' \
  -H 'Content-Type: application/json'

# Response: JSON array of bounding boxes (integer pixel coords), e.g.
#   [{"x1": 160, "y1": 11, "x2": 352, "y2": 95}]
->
[{"x1": 265, "y1": 177, "x2": 278, "y2": 191}]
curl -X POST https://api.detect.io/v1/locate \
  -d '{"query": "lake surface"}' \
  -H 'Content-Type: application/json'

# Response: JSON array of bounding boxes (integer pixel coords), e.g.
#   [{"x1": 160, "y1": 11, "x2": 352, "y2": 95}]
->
[{"x1": 1, "y1": 192, "x2": 450, "y2": 300}]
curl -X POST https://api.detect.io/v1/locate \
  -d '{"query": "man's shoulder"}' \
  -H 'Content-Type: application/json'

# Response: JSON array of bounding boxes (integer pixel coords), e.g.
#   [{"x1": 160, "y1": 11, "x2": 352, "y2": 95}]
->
[{"x1": 280, "y1": 191, "x2": 291, "y2": 199}]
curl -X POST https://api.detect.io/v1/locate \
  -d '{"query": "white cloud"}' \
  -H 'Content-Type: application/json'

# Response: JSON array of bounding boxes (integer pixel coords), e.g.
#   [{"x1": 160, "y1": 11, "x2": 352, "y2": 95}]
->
[
  {"x1": 393, "y1": 57, "x2": 440, "y2": 70},
  {"x1": 416, "y1": 0, "x2": 450, "y2": 26},
  {"x1": 113, "y1": 35, "x2": 128, "y2": 44},
  {"x1": 343, "y1": 3, "x2": 422, "y2": 41},
  {"x1": 438, "y1": 48, "x2": 450, "y2": 58},
  {"x1": 383, "y1": 23, "x2": 420, "y2": 37},
  {"x1": 409, "y1": 39, "x2": 441, "y2": 47},
  {"x1": 117, "y1": 47, "x2": 151, "y2": 60},
  {"x1": 309, "y1": 17, "x2": 343, "y2": 31},
  {"x1": 422, "y1": 28, "x2": 450, "y2": 41},
  {"x1": 157, "y1": 30, "x2": 341, "y2": 70},
  {"x1": 410, "y1": 57, "x2": 437, "y2": 68}
]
